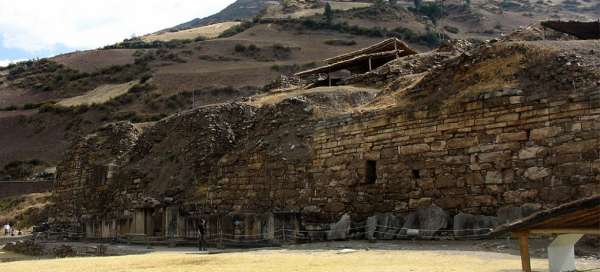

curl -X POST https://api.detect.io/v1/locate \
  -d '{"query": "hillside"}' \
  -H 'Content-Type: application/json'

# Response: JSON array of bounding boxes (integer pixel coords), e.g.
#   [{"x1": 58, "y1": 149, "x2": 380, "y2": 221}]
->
[
  {"x1": 163, "y1": 0, "x2": 276, "y2": 32},
  {"x1": 0, "y1": 0, "x2": 598, "y2": 181}
]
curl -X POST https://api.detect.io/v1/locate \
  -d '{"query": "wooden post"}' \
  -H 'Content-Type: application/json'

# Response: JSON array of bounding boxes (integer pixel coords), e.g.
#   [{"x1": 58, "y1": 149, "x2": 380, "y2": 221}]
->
[
  {"x1": 517, "y1": 231, "x2": 532, "y2": 272},
  {"x1": 328, "y1": 71, "x2": 332, "y2": 87},
  {"x1": 368, "y1": 57, "x2": 372, "y2": 71}
]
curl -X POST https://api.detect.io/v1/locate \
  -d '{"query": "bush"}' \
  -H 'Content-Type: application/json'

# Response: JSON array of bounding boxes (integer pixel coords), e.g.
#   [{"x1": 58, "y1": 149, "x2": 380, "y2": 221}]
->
[
  {"x1": 129, "y1": 83, "x2": 156, "y2": 94},
  {"x1": 444, "y1": 26, "x2": 460, "y2": 34},
  {"x1": 1, "y1": 105, "x2": 18, "y2": 111},
  {"x1": 324, "y1": 39, "x2": 357, "y2": 46},
  {"x1": 218, "y1": 21, "x2": 255, "y2": 38},
  {"x1": 140, "y1": 74, "x2": 152, "y2": 83},
  {"x1": 247, "y1": 44, "x2": 259, "y2": 52},
  {"x1": 22, "y1": 103, "x2": 41, "y2": 110},
  {"x1": 419, "y1": 2, "x2": 443, "y2": 23},
  {"x1": 418, "y1": 30, "x2": 443, "y2": 47},
  {"x1": 234, "y1": 44, "x2": 247, "y2": 52}
]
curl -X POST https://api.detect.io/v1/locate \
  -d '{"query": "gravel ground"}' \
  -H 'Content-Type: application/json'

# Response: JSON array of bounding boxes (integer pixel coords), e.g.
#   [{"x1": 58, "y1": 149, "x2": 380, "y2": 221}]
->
[{"x1": 1, "y1": 239, "x2": 599, "y2": 271}]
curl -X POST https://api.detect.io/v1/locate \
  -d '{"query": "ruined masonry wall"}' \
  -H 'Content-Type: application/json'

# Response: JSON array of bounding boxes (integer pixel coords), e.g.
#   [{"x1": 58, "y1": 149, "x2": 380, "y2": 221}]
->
[{"x1": 307, "y1": 88, "x2": 600, "y2": 219}]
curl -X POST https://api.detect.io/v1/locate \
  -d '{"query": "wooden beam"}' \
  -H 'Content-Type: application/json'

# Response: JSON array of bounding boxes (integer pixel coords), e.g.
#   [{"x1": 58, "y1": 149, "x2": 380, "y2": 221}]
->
[
  {"x1": 517, "y1": 231, "x2": 532, "y2": 272},
  {"x1": 530, "y1": 228, "x2": 600, "y2": 235}
]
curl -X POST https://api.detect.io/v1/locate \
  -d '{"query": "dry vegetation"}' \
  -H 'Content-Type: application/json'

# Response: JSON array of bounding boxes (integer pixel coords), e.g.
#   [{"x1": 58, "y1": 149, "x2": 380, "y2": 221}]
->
[
  {"x1": 142, "y1": 22, "x2": 242, "y2": 42},
  {"x1": 57, "y1": 81, "x2": 139, "y2": 107},
  {"x1": 0, "y1": 193, "x2": 51, "y2": 229}
]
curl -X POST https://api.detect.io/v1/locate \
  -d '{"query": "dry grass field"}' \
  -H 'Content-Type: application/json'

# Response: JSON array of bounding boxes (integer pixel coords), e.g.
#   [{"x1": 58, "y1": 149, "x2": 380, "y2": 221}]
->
[
  {"x1": 0, "y1": 249, "x2": 554, "y2": 272},
  {"x1": 142, "y1": 22, "x2": 242, "y2": 42},
  {"x1": 57, "y1": 81, "x2": 139, "y2": 107}
]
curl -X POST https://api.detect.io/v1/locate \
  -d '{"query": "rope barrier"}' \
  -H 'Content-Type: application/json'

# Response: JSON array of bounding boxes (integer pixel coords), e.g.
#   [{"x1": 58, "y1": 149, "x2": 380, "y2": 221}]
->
[{"x1": 70, "y1": 225, "x2": 495, "y2": 245}]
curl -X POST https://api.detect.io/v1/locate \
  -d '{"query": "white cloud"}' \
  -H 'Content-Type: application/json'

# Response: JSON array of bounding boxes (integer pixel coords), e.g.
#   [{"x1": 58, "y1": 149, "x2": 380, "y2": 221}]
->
[
  {"x1": 0, "y1": 59, "x2": 27, "y2": 67},
  {"x1": 0, "y1": 0, "x2": 235, "y2": 54}
]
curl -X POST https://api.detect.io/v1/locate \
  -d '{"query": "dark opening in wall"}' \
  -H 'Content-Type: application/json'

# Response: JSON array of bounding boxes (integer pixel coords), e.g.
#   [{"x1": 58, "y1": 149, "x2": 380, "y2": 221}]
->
[
  {"x1": 89, "y1": 165, "x2": 108, "y2": 185},
  {"x1": 366, "y1": 160, "x2": 377, "y2": 184},
  {"x1": 412, "y1": 169, "x2": 421, "y2": 179}
]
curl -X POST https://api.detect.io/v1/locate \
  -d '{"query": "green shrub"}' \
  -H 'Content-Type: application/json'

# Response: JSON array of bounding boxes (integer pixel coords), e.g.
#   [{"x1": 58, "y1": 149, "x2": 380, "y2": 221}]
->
[
  {"x1": 247, "y1": 44, "x2": 259, "y2": 52},
  {"x1": 22, "y1": 103, "x2": 41, "y2": 110},
  {"x1": 234, "y1": 44, "x2": 247, "y2": 52},
  {"x1": 129, "y1": 83, "x2": 156, "y2": 94},
  {"x1": 444, "y1": 26, "x2": 460, "y2": 34},
  {"x1": 1, "y1": 105, "x2": 18, "y2": 111},
  {"x1": 218, "y1": 21, "x2": 255, "y2": 38},
  {"x1": 324, "y1": 39, "x2": 357, "y2": 46},
  {"x1": 140, "y1": 74, "x2": 152, "y2": 83}
]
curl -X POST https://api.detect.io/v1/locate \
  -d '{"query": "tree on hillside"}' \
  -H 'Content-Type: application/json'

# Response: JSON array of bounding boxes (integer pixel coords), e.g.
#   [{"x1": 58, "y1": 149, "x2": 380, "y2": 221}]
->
[
  {"x1": 389, "y1": 0, "x2": 398, "y2": 6},
  {"x1": 324, "y1": 3, "x2": 333, "y2": 25},
  {"x1": 414, "y1": 0, "x2": 422, "y2": 9},
  {"x1": 464, "y1": 0, "x2": 471, "y2": 8}
]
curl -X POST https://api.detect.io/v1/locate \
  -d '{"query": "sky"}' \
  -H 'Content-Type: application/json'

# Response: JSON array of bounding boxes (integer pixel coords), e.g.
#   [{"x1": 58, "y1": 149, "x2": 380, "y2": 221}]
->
[{"x1": 0, "y1": 0, "x2": 236, "y2": 67}]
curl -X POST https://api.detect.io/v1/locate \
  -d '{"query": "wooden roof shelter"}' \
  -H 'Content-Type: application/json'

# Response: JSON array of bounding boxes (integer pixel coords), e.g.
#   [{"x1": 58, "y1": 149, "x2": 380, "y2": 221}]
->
[
  {"x1": 295, "y1": 38, "x2": 417, "y2": 79},
  {"x1": 541, "y1": 20, "x2": 600, "y2": 40},
  {"x1": 490, "y1": 195, "x2": 600, "y2": 272}
]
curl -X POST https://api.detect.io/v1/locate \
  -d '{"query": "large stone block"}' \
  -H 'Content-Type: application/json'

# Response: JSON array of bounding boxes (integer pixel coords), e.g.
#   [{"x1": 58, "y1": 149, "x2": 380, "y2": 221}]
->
[
  {"x1": 399, "y1": 144, "x2": 430, "y2": 155},
  {"x1": 327, "y1": 213, "x2": 351, "y2": 240},
  {"x1": 524, "y1": 167, "x2": 551, "y2": 181},
  {"x1": 518, "y1": 146, "x2": 547, "y2": 160},
  {"x1": 447, "y1": 137, "x2": 479, "y2": 149},
  {"x1": 530, "y1": 127, "x2": 563, "y2": 140},
  {"x1": 497, "y1": 204, "x2": 541, "y2": 224},
  {"x1": 453, "y1": 212, "x2": 498, "y2": 237},
  {"x1": 402, "y1": 204, "x2": 449, "y2": 237},
  {"x1": 478, "y1": 151, "x2": 511, "y2": 163},
  {"x1": 485, "y1": 171, "x2": 504, "y2": 184},
  {"x1": 366, "y1": 213, "x2": 404, "y2": 240},
  {"x1": 496, "y1": 132, "x2": 528, "y2": 143}
]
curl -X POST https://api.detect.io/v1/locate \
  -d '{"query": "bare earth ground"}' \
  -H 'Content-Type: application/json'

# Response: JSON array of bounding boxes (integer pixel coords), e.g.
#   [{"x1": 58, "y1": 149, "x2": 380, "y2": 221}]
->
[{"x1": 1, "y1": 240, "x2": 599, "y2": 272}]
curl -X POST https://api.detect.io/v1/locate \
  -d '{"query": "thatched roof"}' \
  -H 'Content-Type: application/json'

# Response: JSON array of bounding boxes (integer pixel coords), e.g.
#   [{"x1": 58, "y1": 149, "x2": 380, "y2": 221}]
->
[
  {"x1": 325, "y1": 38, "x2": 417, "y2": 64},
  {"x1": 490, "y1": 195, "x2": 600, "y2": 236},
  {"x1": 541, "y1": 21, "x2": 600, "y2": 40}
]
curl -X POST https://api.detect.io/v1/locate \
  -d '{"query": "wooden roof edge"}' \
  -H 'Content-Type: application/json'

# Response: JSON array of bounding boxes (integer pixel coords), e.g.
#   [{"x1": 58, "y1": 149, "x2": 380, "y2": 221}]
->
[
  {"x1": 490, "y1": 195, "x2": 600, "y2": 236},
  {"x1": 324, "y1": 38, "x2": 417, "y2": 64},
  {"x1": 295, "y1": 50, "x2": 402, "y2": 77}
]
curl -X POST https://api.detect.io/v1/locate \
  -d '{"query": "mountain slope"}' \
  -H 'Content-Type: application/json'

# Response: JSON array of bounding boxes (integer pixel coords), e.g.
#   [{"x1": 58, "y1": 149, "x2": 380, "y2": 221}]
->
[{"x1": 164, "y1": 0, "x2": 274, "y2": 32}]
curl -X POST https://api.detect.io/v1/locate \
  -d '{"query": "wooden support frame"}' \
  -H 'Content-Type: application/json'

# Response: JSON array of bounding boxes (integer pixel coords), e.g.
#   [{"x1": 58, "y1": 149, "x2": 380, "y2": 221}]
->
[
  {"x1": 530, "y1": 228, "x2": 600, "y2": 235},
  {"x1": 516, "y1": 231, "x2": 532, "y2": 272}
]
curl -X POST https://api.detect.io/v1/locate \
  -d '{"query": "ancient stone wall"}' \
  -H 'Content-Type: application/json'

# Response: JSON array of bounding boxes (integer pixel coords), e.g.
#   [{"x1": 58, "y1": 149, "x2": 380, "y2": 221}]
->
[
  {"x1": 210, "y1": 86, "x2": 600, "y2": 224},
  {"x1": 308, "y1": 87, "x2": 600, "y2": 220},
  {"x1": 51, "y1": 81, "x2": 600, "y2": 240}
]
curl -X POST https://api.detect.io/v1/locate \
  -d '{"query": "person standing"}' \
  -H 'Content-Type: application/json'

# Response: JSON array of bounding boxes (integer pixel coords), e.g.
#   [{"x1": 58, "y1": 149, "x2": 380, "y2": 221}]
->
[
  {"x1": 3, "y1": 223, "x2": 9, "y2": 236},
  {"x1": 197, "y1": 219, "x2": 207, "y2": 252}
]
